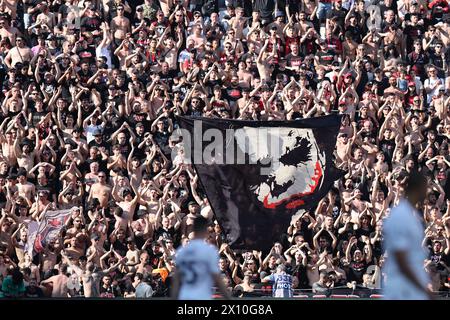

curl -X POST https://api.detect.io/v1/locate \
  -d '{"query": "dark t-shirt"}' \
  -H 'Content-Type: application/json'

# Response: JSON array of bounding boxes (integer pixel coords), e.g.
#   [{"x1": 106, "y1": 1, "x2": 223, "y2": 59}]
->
[
  {"x1": 285, "y1": 53, "x2": 303, "y2": 69},
  {"x1": 81, "y1": 16, "x2": 103, "y2": 32},
  {"x1": 154, "y1": 226, "x2": 177, "y2": 242},
  {"x1": 326, "y1": 8, "x2": 347, "y2": 28},
  {"x1": 316, "y1": 49, "x2": 336, "y2": 65},
  {"x1": 225, "y1": 86, "x2": 242, "y2": 102},
  {"x1": 347, "y1": 260, "x2": 367, "y2": 283},
  {"x1": 379, "y1": 138, "x2": 396, "y2": 164}
]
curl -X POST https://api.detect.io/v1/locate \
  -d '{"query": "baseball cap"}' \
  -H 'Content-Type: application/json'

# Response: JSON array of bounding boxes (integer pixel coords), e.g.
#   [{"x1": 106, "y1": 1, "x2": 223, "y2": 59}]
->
[
  {"x1": 136, "y1": 122, "x2": 144, "y2": 128},
  {"x1": 274, "y1": 10, "x2": 285, "y2": 18},
  {"x1": 7, "y1": 173, "x2": 17, "y2": 180},
  {"x1": 188, "y1": 201, "x2": 198, "y2": 207},
  {"x1": 93, "y1": 129, "x2": 102, "y2": 136},
  {"x1": 17, "y1": 169, "x2": 27, "y2": 177}
]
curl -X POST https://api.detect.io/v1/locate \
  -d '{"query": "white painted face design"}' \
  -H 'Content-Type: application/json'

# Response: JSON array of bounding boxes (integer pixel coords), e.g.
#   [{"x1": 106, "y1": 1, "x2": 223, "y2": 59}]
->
[{"x1": 235, "y1": 127, "x2": 325, "y2": 209}]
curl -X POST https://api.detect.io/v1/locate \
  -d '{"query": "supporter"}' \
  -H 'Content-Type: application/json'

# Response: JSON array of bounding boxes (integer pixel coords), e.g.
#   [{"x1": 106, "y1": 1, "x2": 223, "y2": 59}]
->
[{"x1": 0, "y1": 0, "x2": 447, "y2": 300}]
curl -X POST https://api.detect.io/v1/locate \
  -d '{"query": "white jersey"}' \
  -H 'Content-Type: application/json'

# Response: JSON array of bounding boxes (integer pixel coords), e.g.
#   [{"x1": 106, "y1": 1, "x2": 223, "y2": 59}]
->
[
  {"x1": 175, "y1": 239, "x2": 220, "y2": 300},
  {"x1": 383, "y1": 199, "x2": 429, "y2": 300}
]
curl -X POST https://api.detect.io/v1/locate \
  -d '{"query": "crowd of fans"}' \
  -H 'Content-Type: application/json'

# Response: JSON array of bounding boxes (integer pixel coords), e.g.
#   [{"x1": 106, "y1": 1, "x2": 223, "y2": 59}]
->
[{"x1": 0, "y1": 0, "x2": 449, "y2": 299}]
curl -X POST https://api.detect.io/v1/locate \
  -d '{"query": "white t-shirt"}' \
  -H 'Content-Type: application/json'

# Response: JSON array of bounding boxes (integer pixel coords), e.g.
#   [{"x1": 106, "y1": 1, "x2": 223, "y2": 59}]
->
[
  {"x1": 175, "y1": 239, "x2": 220, "y2": 300},
  {"x1": 424, "y1": 77, "x2": 444, "y2": 104},
  {"x1": 383, "y1": 199, "x2": 429, "y2": 300}
]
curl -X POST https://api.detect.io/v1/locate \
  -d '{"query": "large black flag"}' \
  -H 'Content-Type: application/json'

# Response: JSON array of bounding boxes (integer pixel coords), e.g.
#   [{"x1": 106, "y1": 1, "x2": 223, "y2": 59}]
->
[{"x1": 177, "y1": 115, "x2": 343, "y2": 250}]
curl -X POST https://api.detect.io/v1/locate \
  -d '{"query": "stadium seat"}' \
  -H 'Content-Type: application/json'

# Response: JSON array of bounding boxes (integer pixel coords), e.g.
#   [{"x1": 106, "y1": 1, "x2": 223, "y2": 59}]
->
[
  {"x1": 369, "y1": 294, "x2": 384, "y2": 299},
  {"x1": 293, "y1": 294, "x2": 309, "y2": 299},
  {"x1": 312, "y1": 295, "x2": 327, "y2": 298},
  {"x1": 330, "y1": 294, "x2": 349, "y2": 298}
]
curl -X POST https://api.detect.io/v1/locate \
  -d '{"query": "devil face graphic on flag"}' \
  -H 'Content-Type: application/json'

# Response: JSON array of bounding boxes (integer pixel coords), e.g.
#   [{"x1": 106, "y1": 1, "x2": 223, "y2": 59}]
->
[
  {"x1": 235, "y1": 127, "x2": 325, "y2": 211},
  {"x1": 177, "y1": 115, "x2": 343, "y2": 250}
]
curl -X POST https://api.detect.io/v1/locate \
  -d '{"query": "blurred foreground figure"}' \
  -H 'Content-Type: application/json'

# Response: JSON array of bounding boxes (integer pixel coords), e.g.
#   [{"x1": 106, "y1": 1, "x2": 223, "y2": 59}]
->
[
  {"x1": 383, "y1": 172, "x2": 433, "y2": 300},
  {"x1": 172, "y1": 217, "x2": 231, "y2": 300}
]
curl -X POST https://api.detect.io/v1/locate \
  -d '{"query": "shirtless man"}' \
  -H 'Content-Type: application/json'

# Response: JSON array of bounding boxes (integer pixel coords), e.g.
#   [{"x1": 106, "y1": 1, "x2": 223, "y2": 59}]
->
[
  {"x1": 342, "y1": 32, "x2": 358, "y2": 61},
  {"x1": 405, "y1": 113, "x2": 430, "y2": 148},
  {"x1": 237, "y1": 61, "x2": 253, "y2": 88},
  {"x1": 336, "y1": 131, "x2": 356, "y2": 167},
  {"x1": 296, "y1": 11, "x2": 314, "y2": 36},
  {"x1": 140, "y1": 187, "x2": 160, "y2": 220},
  {"x1": 0, "y1": 18, "x2": 20, "y2": 44},
  {"x1": 228, "y1": 7, "x2": 247, "y2": 40},
  {"x1": 85, "y1": 235, "x2": 106, "y2": 267},
  {"x1": 237, "y1": 88, "x2": 252, "y2": 115},
  {"x1": 1, "y1": 0, "x2": 18, "y2": 20},
  {"x1": 88, "y1": 172, "x2": 112, "y2": 208},
  {"x1": 41, "y1": 239, "x2": 61, "y2": 275},
  {"x1": 84, "y1": 161, "x2": 101, "y2": 193},
  {"x1": 112, "y1": 185, "x2": 146, "y2": 229},
  {"x1": 344, "y1": 188, "x2": 370, "y2": 223},
  {"x1": 0, "y1": 130, "x2": 17, "y2": 167},
  {"x1": 40, "y1": 264, "x2": 69, "y2": 298},
  {"x1": 110, "y1": 5, "x2": 130, "y2": 47},
  {"x1": 16, "y1": 170, "x2": 35, "y2": 207},
  {"x1": 14, "y1": 139, "x2": 36, "y2": 173},
  {"x1": 135, "y1": 251, "x2": 153, "y2": 276},
  {"x1": 384, "y1": 76, "x2": 405, "y2": 98},
  {"x1": 4, "y1": 36, "x2": 33, "y2": 69},
  {"x1": 257, "y1": 39, "x2": 276, "y2": 83},
  {"x1": 186, "y1": 24, "x2": 206, "y2": 48},
  {"x1": 35, "y1": 3, "x2": 56, "y2": 30},
  {"x1": 63, "y1": 251, "x2": 125, "y2": 298},
  {"x1": 30, "y1": 189, "x2": 52, "y2": 219},
  {"x1": 64, "y1": 237, "x2": 85, "y2": 261}
]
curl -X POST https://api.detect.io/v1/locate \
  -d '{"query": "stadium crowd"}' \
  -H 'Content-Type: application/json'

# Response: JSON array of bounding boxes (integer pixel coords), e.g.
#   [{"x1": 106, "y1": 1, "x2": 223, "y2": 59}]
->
[{"x1": 0, "y1": 0, "x2": 449, "y2": 299}]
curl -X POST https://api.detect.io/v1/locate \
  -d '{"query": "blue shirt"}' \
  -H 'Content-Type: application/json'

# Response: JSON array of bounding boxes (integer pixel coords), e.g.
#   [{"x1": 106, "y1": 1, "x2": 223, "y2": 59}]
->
[{"x1": 268, "y1": 272, "x2": 293, "y2": 298}]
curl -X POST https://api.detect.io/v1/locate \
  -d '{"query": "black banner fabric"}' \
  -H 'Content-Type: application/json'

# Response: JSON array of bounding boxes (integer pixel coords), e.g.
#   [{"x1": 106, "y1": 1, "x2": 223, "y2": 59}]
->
[{"x1": 177, "y1": 115, "x2": 343, "y2": 250}]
